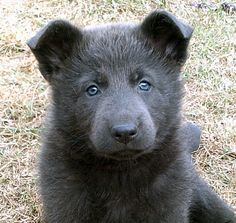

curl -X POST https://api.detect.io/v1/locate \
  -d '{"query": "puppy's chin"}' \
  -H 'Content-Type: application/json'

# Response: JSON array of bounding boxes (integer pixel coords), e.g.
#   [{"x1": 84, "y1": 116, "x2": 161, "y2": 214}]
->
[{"x1": 96, "y1": 148, "x2": 153, "y2": 161}]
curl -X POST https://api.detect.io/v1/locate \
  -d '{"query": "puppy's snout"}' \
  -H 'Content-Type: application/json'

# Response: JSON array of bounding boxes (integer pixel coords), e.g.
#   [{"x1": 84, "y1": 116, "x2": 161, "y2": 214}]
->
[{"x1": 111, "y1": 123, "x2": 138, "y2": 144}]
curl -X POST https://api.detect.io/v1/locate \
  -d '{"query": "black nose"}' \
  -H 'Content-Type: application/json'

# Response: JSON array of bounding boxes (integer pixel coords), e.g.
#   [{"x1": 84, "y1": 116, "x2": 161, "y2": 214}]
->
[{"x1": 111, "y1": 123, "x2": 138, "y2": 144}]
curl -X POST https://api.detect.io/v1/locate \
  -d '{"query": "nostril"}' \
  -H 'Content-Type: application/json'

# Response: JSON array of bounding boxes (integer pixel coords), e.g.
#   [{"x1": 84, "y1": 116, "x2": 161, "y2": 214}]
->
[
  {"x1": 111, "y1": 123, "x2": 138, "y2": 144},
  {"x1": 127, "y1": 129, "x2": 137, "y2": 137},
  {"x1": 114, "y1": 132, "x2": 122, "y2": 138},
  {"x1": 129, "y1": 128, "x2": 137, "y2": 136}
]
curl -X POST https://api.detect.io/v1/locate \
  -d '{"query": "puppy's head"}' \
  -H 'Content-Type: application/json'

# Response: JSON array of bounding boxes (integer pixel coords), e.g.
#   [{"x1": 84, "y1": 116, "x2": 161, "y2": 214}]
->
[{"x1": 28, "y1": 11, "x2": 193, "y2": 160}]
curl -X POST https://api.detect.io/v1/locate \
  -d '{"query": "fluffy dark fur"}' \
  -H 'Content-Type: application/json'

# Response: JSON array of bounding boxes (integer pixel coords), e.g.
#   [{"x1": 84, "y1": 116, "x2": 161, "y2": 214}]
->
[{"x1": 28, "y1": 10, "x2": 235, "y2": 223}]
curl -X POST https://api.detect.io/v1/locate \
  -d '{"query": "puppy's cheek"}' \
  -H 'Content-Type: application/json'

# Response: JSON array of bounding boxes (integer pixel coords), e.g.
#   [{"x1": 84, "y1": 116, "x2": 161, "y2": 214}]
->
[
  {"x1": 89, "y1": 120, "x2": 111, "y2": 152},
  {"x1": 138, "y1": 124, "x2": 157, "y2": 150},
  {"x1": 139, "y1": 109, "x2": 158, "y2": 149}
]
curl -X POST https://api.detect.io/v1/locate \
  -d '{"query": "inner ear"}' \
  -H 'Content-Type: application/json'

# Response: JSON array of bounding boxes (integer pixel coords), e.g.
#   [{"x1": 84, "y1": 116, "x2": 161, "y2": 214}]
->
[
  {"x1": 27, "y1": 20, "x2": 82, "y2": 82},
  {"x1": 141, "y1": 10, "x2": 193, "y2": 64}
]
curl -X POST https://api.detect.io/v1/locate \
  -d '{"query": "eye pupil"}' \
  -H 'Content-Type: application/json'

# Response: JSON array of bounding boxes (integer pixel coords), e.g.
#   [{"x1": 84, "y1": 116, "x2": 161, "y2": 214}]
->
[
  {"x1": 87, "y1": 85, "x2": 99, "y2": 96},
  {"x1": 138, "y1": 81, "x2": 151, "y2": 91}
]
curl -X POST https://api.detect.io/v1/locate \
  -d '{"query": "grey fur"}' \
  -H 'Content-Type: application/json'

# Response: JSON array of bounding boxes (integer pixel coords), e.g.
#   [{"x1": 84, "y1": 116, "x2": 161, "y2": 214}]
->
[{"x1": 28, "y1": 10, "x2": 235, "y2": 223}]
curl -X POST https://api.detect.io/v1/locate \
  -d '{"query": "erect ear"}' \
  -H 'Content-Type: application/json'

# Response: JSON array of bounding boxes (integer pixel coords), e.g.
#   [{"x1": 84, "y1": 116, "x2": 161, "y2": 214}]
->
[
  {"x1": 27, "y1": 20, "x2": 82, "y2": 81},
  {"x1": 141, "y1": 10, "x2": 193, "y2": 64}
]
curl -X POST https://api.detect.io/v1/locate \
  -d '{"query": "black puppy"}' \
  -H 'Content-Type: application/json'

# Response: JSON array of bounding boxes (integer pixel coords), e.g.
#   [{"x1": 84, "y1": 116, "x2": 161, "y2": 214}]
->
[{"x1": 28, "y1": 10, "x2": 235, "y2": 223}]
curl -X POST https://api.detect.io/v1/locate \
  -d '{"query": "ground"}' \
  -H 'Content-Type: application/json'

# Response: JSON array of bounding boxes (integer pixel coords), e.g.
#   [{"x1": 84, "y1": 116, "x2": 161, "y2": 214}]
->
[{"x1": 0, "y1": 0, "x2": 235, "y2": 222}]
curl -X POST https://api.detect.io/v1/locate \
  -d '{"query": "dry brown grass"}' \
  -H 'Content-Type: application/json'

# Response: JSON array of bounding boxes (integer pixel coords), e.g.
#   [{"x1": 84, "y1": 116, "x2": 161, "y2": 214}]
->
[{"x1": 0, "y1": 0, "x2": 235, "y2": 222}]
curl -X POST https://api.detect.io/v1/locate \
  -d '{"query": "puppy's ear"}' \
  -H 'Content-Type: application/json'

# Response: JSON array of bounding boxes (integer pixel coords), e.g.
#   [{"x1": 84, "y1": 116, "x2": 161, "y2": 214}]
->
[
  {"x1": 141, "y1": 10, "x2": 193, "y2": 64},
  {"x1": 27, "y1": 20, "x2": 82, "y2": 81}
]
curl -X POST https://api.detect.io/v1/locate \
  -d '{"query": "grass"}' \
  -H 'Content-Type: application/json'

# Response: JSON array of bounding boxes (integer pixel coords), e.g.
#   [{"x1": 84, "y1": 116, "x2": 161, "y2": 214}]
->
[{"x1": 0, "y1": 0, "x2": 235, "y2": 222}]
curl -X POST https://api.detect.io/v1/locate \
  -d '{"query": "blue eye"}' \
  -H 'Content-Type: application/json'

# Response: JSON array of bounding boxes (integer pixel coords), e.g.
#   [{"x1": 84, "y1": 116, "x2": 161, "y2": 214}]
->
[
  {"x1": 138, "y1": 81, "x2": 151, "y2": 91},
  {"x1": 86, "y1": 85, "x2": 99, "y2": 96}
]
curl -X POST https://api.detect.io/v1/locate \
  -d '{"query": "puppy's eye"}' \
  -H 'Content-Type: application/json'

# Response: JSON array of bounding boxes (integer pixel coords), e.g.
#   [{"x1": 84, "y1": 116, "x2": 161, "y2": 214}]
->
[
  {"x1": 86, "y1": 85, "x2": 99, "y2": 96},
  {"x1": 138, "y1": 81, "x2": 151, "y2": 91}
]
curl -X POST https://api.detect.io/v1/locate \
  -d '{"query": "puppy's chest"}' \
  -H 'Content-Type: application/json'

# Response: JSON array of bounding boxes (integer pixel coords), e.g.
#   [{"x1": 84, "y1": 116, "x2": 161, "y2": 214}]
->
[
  {"x1": 76, "y1": 165, "x2": 190, "y2": 222},
  {"x1": 87, "y1": 185, "x2": 158, "y2": 223}
]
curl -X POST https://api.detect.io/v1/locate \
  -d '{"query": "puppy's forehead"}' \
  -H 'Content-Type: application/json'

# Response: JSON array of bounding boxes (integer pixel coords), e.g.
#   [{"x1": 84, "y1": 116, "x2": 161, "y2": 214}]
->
[
  {"x1": 80, "y1": 23, "x2": 153, "y2": 75},
  {"x1": 82, "y1": 23, "x2": 143, "y2": 53},
  {"x1": 75, "y1": 23, "x2": 167, "y2": 84}
]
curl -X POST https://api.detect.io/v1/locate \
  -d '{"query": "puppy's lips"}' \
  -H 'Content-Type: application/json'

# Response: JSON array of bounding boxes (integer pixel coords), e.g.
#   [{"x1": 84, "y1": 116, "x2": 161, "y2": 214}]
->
[{"x1": 100, "y1": 149, "x2": 144, "y2": 160}]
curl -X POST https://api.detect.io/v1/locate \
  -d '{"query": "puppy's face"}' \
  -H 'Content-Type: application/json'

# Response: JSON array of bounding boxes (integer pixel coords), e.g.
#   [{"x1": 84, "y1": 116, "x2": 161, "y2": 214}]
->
[{"x1": 28, "y1": 11, "x2": 193, "y2": 160}]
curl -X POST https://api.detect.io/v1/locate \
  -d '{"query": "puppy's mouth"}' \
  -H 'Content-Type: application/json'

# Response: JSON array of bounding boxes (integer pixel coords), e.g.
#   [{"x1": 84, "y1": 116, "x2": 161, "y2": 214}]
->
[{"x1": 99, "y1": 150, "x2": 144, "y2": 160}]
